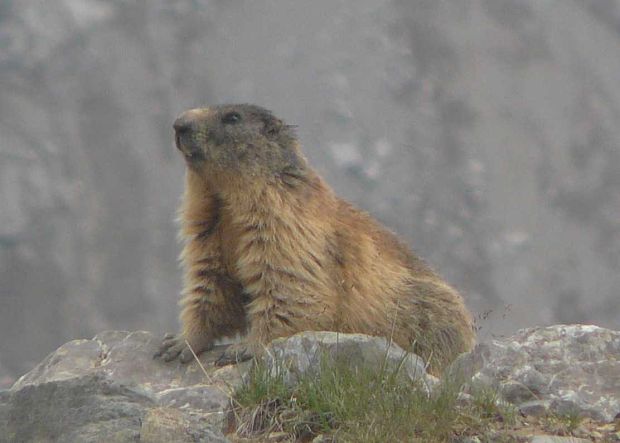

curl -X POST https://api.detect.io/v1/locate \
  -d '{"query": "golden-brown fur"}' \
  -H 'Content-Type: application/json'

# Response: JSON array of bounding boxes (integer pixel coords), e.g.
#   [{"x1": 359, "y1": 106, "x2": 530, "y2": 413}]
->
[{"x1": 156, "y1": 104, "x2": 475, "y2": 374}]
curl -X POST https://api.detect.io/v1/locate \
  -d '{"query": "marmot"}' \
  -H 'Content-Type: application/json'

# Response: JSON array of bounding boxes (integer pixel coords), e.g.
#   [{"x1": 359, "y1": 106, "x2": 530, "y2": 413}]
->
[{"x1": 155, "y1": 104, "x2": 475, "y2": 374}]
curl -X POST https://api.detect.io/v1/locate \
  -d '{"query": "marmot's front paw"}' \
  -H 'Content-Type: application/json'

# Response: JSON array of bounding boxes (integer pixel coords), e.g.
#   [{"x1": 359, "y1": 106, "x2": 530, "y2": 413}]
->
[
  {"x1": 215, "y1": 342, "x2": 255, "y2": 366},
  {"x1": 153, "y1": 333, "x2": 213, "y2": 363}
]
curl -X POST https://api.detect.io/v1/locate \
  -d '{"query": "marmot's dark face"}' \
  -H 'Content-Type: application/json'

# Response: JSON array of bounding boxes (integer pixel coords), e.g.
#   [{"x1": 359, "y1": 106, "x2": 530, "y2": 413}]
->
[{"x1": 173, "y1": 104, "x2": 302, "y2": 177}]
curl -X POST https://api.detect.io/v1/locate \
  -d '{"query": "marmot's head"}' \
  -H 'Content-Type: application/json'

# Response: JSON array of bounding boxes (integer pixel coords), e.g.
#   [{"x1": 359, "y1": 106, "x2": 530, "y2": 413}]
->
[{"x1": 173, "y1": 104, "x2": 304, "y2": 178}]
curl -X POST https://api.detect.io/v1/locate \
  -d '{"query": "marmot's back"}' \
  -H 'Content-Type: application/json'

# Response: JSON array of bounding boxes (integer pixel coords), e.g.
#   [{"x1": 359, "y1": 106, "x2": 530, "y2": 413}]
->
[
  {"x1": 330, "y1": 198, "x2": 475, "y2": 372},
  {"x1": 156, "y1": 104, "x2": 475, "y2": 374}
]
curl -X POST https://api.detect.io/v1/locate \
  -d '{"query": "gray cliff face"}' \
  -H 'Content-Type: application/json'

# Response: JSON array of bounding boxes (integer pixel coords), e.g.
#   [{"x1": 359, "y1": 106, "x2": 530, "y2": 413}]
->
[{"x1": 1, "y1": 0, "x2": 620, "y2": 382}]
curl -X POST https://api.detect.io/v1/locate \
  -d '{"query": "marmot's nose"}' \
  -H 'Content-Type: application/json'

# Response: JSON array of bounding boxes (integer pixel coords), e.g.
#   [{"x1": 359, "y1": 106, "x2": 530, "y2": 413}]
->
[
  {"x1": 173, "y1": 114, "x2": 197, "y2": 134},
  {"x1": 174, "y1": 108, "x2": 209, "y2": 134}
]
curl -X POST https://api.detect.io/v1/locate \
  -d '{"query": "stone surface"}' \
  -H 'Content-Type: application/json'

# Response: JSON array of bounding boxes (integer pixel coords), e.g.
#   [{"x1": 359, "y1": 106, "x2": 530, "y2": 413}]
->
[
  {"x1": 518, "y1": 400, "x2": 550, "y2": 417},
  {"x1": 1, "y1": 331, "x2": 435, "y2": 441},
  {"x1": 140, "y1": 407, "x2": 228, "y2": 443},
  {"x1": 3, "y1": 326, "x2": 620, "y2": 441},
  {"x1": 263, "y1": 331, "x2": 437, "y2": 392},
  {"x1": 0, "y1": 330, "x2": 236, "y2": 443},
  {"x1": 459, "y1": 324, "x2": 620, "y2": 422},
  {"x1": 0, "y1": 331, "x2": 435, "y2": 443}
]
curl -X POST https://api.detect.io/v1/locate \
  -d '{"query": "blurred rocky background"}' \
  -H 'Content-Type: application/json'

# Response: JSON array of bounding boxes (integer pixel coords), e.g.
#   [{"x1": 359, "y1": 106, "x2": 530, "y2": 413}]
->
[{"x1": 1, "y1": 0, "x2": 619, "y2": 386}]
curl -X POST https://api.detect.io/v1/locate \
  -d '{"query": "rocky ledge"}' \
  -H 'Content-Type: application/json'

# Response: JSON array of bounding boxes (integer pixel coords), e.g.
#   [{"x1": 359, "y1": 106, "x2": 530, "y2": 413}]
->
[
  {"x1": 0, "y1": 324, "x2": 618, "y2": 442},
  {"x1": 0, "y1": 331, "x2": 239, "y2": 443}
]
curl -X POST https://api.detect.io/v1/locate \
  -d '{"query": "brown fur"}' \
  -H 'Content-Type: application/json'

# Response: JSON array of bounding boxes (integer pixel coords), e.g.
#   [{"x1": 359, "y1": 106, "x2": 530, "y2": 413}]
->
[{"x1": 157, "y1": 104, "x2": 475, "y2": 374}]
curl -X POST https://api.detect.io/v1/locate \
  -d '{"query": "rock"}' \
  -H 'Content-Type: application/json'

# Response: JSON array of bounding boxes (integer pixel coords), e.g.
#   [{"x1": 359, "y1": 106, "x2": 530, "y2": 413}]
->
[
  {"x1": 4, "y1": 326, "x2": 620, "y2": 441},
  {"x1": 2, "y1": 374, "x2": 149, "y2": 443},
  {"x1": 459, "y1": 324, "x2": 620, "y2": 422},
  {"x1": 518, "y1": 400, "x2": 550, "y2": 417},
  {"x1": 141, "y1": 408, "x2": 194, "y2": 443},
  {"x1": 1, "y1": 331, "x2": 436, "y2": 441},
  {"x1": 140, "y1": 407, "x2": 228, "y2": 443},
  {"x1": 0, "y1": 330, "x2": 237, "y2": 442},
  {"x1": 262, "y1": 331, "x2": 437, "y2": 392}
]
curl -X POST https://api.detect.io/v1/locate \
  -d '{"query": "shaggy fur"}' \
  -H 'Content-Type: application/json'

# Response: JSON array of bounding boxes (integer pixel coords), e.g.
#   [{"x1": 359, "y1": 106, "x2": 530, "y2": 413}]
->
[{"x1": 155, "y1": 104, "x2": 475, "y2": 374}]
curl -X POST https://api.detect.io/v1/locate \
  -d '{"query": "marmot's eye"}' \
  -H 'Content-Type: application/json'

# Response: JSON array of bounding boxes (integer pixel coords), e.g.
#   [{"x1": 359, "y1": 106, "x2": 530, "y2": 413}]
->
[{"x1": 222, "y1": 111, "x2": 242, "y2": 125}]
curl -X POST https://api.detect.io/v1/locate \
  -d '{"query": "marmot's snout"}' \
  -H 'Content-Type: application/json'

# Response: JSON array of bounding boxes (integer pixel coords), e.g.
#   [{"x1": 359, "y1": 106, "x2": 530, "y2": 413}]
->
[
  {"x1": 173, "y1": 109, "x2": 207, "y2": 160},
  {"x1": 173, "y1": 113, "x2": 198, "y2": 134}
]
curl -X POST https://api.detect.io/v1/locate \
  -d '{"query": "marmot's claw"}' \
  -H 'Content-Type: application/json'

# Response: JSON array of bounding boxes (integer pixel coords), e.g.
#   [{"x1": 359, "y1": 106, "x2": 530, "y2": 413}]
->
[
  {"x1": 153, "y1": 333, "x2": 174, "y2": 359},
  {"x1": 215, "y1": 343, "x2": 253, "y2": 366},
  {"x1": 179, "y1": 347, "x2": 196, "y2": 364},
  {"x1": 154, "y1": 333, "x2": 214, "y2": 363},
  {"x1": 162, "y1": 343, "x2": 185, "y2": 362},
  {"x1": 153, "y1": 334, "x2": 184, "y2": 361}
]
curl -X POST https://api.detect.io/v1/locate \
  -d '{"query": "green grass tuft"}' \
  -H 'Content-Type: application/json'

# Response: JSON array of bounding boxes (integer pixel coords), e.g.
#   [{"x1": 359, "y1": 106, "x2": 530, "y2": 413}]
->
[{"x1": 231, "y1": 352, "x2": 519, "y2": 442}]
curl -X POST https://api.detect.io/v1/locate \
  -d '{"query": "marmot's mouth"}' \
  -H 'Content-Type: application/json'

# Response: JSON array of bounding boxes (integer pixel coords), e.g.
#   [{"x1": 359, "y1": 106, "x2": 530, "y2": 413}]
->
[{"x1": 175, "y1": 133, "x2": 203, "y2": 161}]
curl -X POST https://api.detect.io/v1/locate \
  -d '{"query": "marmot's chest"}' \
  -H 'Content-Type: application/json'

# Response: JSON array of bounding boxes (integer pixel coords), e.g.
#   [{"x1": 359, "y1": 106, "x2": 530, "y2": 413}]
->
[
  {"x1": 217, "y1": 205, "x2": 279, "y2": 275},
  {"x1": 217, "y1": 208, "x2": 245, "y2": 277},
  {"x1": 216, "y1": 201, "x2": 333, "y2": 287}
]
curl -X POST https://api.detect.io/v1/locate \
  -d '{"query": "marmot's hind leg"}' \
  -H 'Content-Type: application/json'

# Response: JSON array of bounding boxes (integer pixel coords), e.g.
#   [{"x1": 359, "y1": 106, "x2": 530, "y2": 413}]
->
[{"x1": 398, "y1": 279, "x2": 475, "y2": 375}]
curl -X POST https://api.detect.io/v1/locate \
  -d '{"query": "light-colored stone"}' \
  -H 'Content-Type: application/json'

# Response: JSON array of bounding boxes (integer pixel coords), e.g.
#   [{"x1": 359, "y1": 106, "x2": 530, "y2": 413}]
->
[
  {"x1": 1, "y1": 331, "x2": 233, "y2": 442},
  {"x1": 263, "y1": 331, "x2": 437, "y2": 393},
  {"x1": 460, "y1": 324, "x2": 620, "y2": 422}
]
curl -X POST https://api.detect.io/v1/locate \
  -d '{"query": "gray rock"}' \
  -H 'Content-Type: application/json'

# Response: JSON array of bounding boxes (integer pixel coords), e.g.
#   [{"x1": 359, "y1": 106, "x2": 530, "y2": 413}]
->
[
  {"x1": 262, "y1": 331, "x2": 437, "y2": 393},
  {"x1": 156, "y1": 385, "x2": 229, "y2": 413},
  {"x1": 4, "y1": 326, "x2": 620, "y2": 441},
  {"x1": 140, "y1": 407, "x2": 229, "y2": 443},
  {"x1": 1, "y1": 374, "x2": 148, "y2": 443},
  {"x1": 0, "y1": 331, "x2": 235, "y2": 442},
  {"x1": 460, "y1": 324, "x2": 620, "y2": 421},
  {"x1": 518, "y1": 400, "x2": 550, "y2": 417}
]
